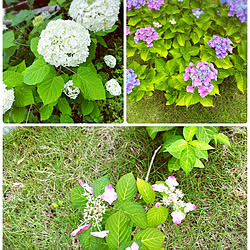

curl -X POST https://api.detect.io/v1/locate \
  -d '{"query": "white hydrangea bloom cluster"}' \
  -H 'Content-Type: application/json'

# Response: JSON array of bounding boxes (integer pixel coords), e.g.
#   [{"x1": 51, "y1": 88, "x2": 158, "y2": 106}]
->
[
  {"x1": 105, "y1": 79, "x2": 121, "y2": 96},
  {"x1": 37, "y1": 19, "x2": 91, "y2": 67},
  {"x1": 104, "y1": 55, "x2": 116, "y2": 68},
  {"x1": 63, "y1": 80, "x2": 80, "y2": 99},
  {"x1": 152, "y1": 21, "x2": 162, "y2": 28},
  {"x1": 2, "y1": 82, "x2": 15, "y2": 114},
  {"x1": 69, "y1": 0, "x2": 121, "y2": 32},
  {"x1": 81, "y1": 190, "x2": 107, "y2": 228}
]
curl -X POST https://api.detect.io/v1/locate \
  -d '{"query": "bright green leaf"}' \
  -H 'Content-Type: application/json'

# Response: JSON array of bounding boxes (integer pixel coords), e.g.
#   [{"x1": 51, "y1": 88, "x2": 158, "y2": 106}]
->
[
  {"x1": 136, "y1": 178, "x2": 155, "y2": 205},
  {"x1": 147, "y1": 206, "x2": 168, "y2": 227},
  {"x1": 116, "y1": 173, "x2": 137, "y2": 202}
]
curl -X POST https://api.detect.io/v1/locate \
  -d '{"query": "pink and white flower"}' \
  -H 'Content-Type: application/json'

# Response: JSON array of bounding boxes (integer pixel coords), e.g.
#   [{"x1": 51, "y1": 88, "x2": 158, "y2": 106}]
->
[
  {"x1": 184, "y1": 203, "x2": 196, "y2": 213},
  {"x1": 70, "y1": 224, "x2": 90, "y2": 236},
  {"x1": 126, "y1": 241, "x2": 139, "y2": 250},
  {"x1": 165, "y1": 176, "x2": 179, "y2": 187},
  {"x1": 101, "y1": 184, "x2": 118, "y2": 205},
  {"x1": 90, "y1": 230, "x2": 109, "y2": 238},
  {"x1": 78, "y1": 179, "x2": 94, "y2": 195},
  {"x1": 171, "y1": 211, "x2": 186, "y2": 225},
  {"x1": 155, "y1": 202, "x2": 161, "y2": 208},
  {"x1": 151, "y1": 183, "x2": 166, "y2": 192}
]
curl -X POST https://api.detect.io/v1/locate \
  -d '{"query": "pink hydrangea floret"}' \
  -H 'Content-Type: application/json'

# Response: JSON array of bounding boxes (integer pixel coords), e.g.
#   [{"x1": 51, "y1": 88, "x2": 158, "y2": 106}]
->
[
  {"x1": 165, "y1": 176, "x2": 179, "y2": 187},
  {"x1": 90, "y1": 230, "x2": 109, "y2": 238},
  {"x1": 78, "y1": 179, "x2": 94, "y2": 195},
  {"x1": 184, "y1": 203, "x2": 196, "y2": 213},
  {"x1": 70, "y1": 224, "x2": 90, "y2": 236},
  {"x1": 101, "y1": 184, "x2": 118, "y2": 205},
  {"x1": 126, "y1": 242, "x2": 139, "y2": 250},
  {"x1": 171, "y1": 211, "x2": 186, "y2": 225},
  {"x1": 151, "y1": 183, "x2": 166, "y2": 192}
]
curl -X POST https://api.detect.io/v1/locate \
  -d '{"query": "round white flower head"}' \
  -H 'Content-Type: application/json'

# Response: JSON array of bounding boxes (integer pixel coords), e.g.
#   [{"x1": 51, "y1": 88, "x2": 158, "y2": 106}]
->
[
  {"x1": 104, "y1": 55, "x2": 116, "y2": 68},
  {"x1": 2, "y1": 82, "x2": 15, "y2": 114},
  {"x1": 37, "y1": 19, "x2": 91, "y2": 67},
  {"x1": 105, "y1": 79, "x2": 121, "y2": 96},
  {"x1": 63, "y1": 80, "x2": 80, "y2": 99},
  {"x1": 69, "y1": 0, "x2": 121, "y2": 32}
]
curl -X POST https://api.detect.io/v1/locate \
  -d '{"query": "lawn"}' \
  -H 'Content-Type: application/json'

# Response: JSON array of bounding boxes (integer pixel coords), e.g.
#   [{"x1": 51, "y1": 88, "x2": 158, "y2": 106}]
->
[
  {"x1": 127, "y1": 78, "x2": 247, "y2": 123},
  {"x1": 2, "y1": 126, "x2": 247, "y2": 249}
]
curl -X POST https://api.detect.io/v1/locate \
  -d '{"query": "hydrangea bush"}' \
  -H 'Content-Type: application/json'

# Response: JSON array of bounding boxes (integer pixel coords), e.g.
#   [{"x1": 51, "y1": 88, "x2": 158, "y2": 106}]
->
[
  {"x1": 3, "y1": 0, "x2": 123, "y2": 123},
  {"x1": 127, "y1": 0, "x2": 247, "y2": 107},
  {"x1": 146, "y1": 126, "x2": 231, "y2": 175},
  {"x1": 71, "y1": 173, "x2": 196, "y2": 249}
]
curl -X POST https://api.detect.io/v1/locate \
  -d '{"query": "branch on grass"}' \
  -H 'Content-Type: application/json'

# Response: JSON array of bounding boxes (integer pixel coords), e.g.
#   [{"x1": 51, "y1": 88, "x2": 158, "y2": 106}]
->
[{"x1": 145, "y1": 145, "x2": 162, "y2": 182}]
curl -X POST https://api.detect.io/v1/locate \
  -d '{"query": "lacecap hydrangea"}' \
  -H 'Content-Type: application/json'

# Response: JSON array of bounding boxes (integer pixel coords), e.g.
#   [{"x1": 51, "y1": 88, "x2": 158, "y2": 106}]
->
[
  {"x1": 37, "y1": 19, "x2": 91, "y2": 67},
  {"x1": 2, "y1": 82, "x2": 15, "y2": 114},
  {"x1": 184, "y1": 62, "x2": 218, "y2": 98},
  {"x1": 126, "y1": 68, "x2": 140, "y2": 94},
  {"x1": 69, "y1": 0, "x2": 120, "y2": 32},
  {"x1": 152, "y1": 176, "x2": 196, "y2": 225},
  {"x1": 105, "y1": 79, "x2": 122, "y2": 96},
  {"x1": 207, "y1": 35, "x2": 233, "y2": 59},
  {"x1": 71, "y1": 179, "x2": 118, "y2": 238},
  {"x1": 134, "y1": 26, "x2": 159, "y2": 47}
]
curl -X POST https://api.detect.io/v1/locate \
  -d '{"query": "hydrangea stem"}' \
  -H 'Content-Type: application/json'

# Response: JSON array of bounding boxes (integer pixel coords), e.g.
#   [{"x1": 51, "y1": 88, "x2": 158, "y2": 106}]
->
[{"x1": 145, "y1": 145, "x2": 162, "y2": 182}]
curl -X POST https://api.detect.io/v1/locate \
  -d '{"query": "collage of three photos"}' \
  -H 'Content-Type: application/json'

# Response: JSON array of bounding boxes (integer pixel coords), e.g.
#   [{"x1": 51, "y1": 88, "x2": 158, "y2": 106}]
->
[{"x1": 2, "y1": 0, "x2": 247, "y2": 249}]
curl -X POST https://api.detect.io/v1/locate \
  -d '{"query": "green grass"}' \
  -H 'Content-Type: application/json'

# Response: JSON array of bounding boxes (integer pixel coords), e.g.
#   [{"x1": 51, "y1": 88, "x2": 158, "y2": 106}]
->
[
  {"x1": 127, "y1": 79, "x2": 247, "y2": 123},
  {"x1": 3, "y1": 126, "x2": 247, "y2": 249}
]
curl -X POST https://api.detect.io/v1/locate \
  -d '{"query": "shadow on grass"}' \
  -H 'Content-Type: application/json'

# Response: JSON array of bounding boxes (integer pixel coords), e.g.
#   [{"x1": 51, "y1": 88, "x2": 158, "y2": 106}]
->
[{"x1": 127, "y1": 78, "x2": 247, "y2": 123}]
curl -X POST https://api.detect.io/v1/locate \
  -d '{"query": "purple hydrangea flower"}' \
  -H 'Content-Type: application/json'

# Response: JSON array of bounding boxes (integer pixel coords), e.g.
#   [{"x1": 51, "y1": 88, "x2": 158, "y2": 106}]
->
[
  {"x1": 207, "y1": 35, "x2": 233, "y2": 59},
  {"x1": 127, "y1": 0, "x2": 146, "y2": 10},
  {"x1": 147, "y1": 0, "x2": 165, "y2": 11},
  {"x1": 126, "y1": 26, "x2": 131, "y2": 35},
  {"x1": 192, "y1": 8, "x2": 204, "y2": 19},
  {"x1": 184, "y1": 61, "x2": 218, "y2": 98},
  {"x1": 126, "y1": 68, "x2": 140, "y2": 94},
  {"x1": 134, "y1": 26, "x2": 159, "y2": 47},
  {"x1": 226, "y1": 0, "x2": 247, "y2": 23}
]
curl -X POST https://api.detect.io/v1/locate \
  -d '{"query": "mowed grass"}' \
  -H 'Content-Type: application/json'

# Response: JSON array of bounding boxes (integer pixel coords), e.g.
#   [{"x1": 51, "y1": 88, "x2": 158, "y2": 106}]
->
[
  {"x1": 3, "y1": 126, "x2": 247, "y2": 249},
  {"x1": 127, "y1": 79, "x2": 247, "y2": 123}
]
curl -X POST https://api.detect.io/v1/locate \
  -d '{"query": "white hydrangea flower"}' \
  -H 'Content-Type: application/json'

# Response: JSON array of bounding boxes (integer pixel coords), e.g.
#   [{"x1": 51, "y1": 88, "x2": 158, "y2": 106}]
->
[
  {"x1": 37, "y1": 19, "x2": 91, "y2": 67},
  {"x1": 69, "y1": 0, "x2": 121, "y2": 32},
  {"x1": 63, "y1": 80, "x2": 80, "y2": 99},
  {"x1": 169, "y1": 18, "x2": 176, "y2": 25},
  {"x1": 2, "y1": 82, "x2": 15, "y2": 114},
  {"x1": 105, "y1": 79, "x2": 121, "y2": 96},
  {"x1": 104, "y1": 55, "x2": 116, "y2": 68},
  {"x1": 152, "y1": 21, "x2": 162, "y2": 28}
]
